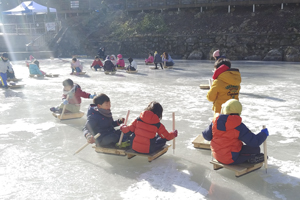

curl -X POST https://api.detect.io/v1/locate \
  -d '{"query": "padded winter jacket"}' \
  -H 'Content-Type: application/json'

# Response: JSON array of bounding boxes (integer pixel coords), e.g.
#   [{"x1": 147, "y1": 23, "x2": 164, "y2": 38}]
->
[
  {"x1": 91, "y1": 60, "x2": 103, "y2": 67},
  {"x1": 207, "y1": 67, "x2": 241, "y2": 113},
  {"x1": 103, "y1": 59, "x2": 115, "y2": 71},
  {"x1": 202, "y1": 114, "x2": 267, "y2": 164},
  {"x1": 62, "y1": 84, "x2": 90, "y2": 104},
  {"x1": 83, "y1": 105, "x2": 121, "y2": 141},
  {"x1": 121, "y1": 110, "x2": 175, "y2": 153},
  {"x1": 116, "y1": 59, "x2": 125, "y2": 67}
]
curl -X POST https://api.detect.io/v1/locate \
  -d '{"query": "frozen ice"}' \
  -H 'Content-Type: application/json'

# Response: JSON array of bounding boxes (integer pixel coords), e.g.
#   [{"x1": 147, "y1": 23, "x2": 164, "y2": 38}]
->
[{"x1": 0, "y1": 58, "x2": 299, "y2": 200}]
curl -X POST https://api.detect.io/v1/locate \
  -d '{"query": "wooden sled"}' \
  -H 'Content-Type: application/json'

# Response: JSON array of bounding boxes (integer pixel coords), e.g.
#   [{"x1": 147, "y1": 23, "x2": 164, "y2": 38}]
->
[
  {"x1": 117, "y1": 67, "x2": 125, "y2": 70},
  {"x1": 125, "y1": 144, "x2": 171, "y2": 162},
  {"x1": 92, "y1": 146, "x2": 127, "y2": 156},
  {"x1": 149, "y1": 66, "x2": 161, "y2": 70},
  {"x1": 199, "y1": 85, "x2": 210, "y2": 90},
  {"x1": 210, "y1": 159, "x2": 264, "y2": 177},
  {"x1": 104, "y1": 71, "x2": 116, "y2": 75},
  {"x1": 45, "y1": 74, "x2": 59, "y2": 77},
  {"x1": 145, "y1": 62, "x2": 154, "y2": 65},
  {"x1": 70, "y1": 72, "x2": 86, "y2": 75},
  {"x1": 30, "y1": 74, "x2": 44, "y2": 78},
  {"x1": 52, "y1": 111, "x2": 84, "y2": 120},
  {"x1": 8, "y1": 84, "x2": 25, "y2": 89},
  {"x1": 7, "y1": 78, "x2": 22, "y2": 82},
  {"x1": 126, "y1": 70, "x2": 138, "y2": 73},
  {"x1": 192, "y1": 134, "x2": 211, "y2": 150},
  {"x1": 164, "y1": 65, "x2": 173, "y2": 69},
  {"x1": 92, "y1": 67, "x2": 102, "y2": 71}
]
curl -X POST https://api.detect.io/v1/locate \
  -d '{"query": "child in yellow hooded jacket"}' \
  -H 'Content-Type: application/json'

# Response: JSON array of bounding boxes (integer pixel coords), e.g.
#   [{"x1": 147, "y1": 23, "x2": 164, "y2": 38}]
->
[{"x1": 207, "y1": 58, "x2": 241, "y2": 114}]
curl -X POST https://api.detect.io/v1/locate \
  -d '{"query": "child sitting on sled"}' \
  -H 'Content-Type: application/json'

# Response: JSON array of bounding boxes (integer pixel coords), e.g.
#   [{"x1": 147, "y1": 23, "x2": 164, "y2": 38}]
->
[
  {"x1": 207, "y1": 58, "x2": 241, "y2": 114},
  {"x1": 90, "y1": 56, "x2": 103, "y2": 71},
  {"x1": 116, "y1": 54, "x2": 125, "y2": 69},
  {"x1": 202, "y1": 99, "x2": 268, "y2": 165},
  {"x1": 27, "y1": 60, "x2": 46, "y2": 76},
  {"x1": 83, "y1": 93, "x2": 128, "y2": 148},
  {"x1": 145, "y1": 52, "x2": 154, "y2": 65},
  {"x1": 103, "y1": 55, "x2": 116, "y2": 72},
  {"x1": 126, "y1": 57, "x2": 137, "y2": 71},
  {"x1": 70, "y1": 57, "x2": 83, "y2": 75},
  {"x1": 0, "y1": 53, "x2": 15, "y2": 88},
  {"x1": 120, "y1": 101, "x2": 178, "y2": 154},
  {"x1": 50, "y1": 79, "x2": 95, "y2": 113}
]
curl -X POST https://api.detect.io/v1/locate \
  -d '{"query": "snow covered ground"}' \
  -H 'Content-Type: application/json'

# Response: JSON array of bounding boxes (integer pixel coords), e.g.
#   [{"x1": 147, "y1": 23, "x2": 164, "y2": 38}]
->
[{"x1": 0, "y1": 58, "x2": 299, "y2": 200}]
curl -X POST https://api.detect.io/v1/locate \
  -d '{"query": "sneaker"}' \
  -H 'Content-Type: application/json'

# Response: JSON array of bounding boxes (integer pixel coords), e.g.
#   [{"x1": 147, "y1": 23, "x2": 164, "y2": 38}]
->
[
  {"x1": 50, "y1": 107, "x2": 62, "y2": 113},
  {"x1": 248, "y1": 153, "x2": 265, "y2": 164}
]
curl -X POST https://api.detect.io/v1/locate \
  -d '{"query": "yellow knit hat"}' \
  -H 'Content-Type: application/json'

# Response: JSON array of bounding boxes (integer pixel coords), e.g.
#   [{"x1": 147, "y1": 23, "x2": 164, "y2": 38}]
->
[{"x1": 221, "y1": 99, "x2": 242, "y2": 115}]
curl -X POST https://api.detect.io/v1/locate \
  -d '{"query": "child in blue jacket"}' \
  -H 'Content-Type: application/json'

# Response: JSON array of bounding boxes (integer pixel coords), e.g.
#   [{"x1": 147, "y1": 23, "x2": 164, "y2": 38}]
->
[
  {"x1": 83, "y1": 93, "x2": 126, "y2": 147},
  {"x1": 202, "y1": 99, "x2": 268, "y2": 165}
]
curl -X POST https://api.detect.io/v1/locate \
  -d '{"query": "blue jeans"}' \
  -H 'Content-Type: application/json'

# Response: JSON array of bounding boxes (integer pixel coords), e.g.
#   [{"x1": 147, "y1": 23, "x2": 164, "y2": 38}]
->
[
  {"x1": 230, "y1": 145, "x2": 261, "y2": 165},
  {"x1": 72, "y1": 67, "x2": 81, "y2": 73}
]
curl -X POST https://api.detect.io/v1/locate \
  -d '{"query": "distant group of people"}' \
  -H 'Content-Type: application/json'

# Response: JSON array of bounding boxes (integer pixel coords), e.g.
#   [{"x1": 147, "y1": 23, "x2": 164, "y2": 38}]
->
[{"x1": 145, "y1": 51, "x2": 174, "y2": 69}]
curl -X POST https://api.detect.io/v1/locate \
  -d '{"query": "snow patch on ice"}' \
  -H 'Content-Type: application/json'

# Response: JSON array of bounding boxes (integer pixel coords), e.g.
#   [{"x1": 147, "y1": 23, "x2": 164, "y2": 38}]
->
[
  {"x1": 273, "y1": 191, "x2": 287, "y2": 200},
  {"x1": 120, "y1": 163, "x2": 208, "y2": 200}
]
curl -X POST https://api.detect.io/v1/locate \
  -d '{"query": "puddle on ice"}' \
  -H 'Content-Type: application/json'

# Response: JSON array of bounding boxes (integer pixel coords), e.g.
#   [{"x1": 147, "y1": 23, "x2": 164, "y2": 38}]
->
[{"x1": 0, "y1": 59, "x2": 299, "y2": 200}]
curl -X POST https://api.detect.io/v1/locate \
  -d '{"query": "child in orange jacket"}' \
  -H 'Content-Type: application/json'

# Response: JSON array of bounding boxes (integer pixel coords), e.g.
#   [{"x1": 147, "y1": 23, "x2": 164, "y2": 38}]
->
[{"x1": 120, "y1": 101, "x2": 178, "y2": 154}]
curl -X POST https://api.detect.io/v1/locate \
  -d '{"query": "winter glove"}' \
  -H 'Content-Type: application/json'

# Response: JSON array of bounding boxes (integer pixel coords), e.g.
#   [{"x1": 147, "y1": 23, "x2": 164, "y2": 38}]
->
[
  {"x1": 62, "y1": 99, "x2": 68, "y2": 105},
  {"x1": 85, "y1": 133, "x2": 95, "y2": 144},
  {"x1": 171, "y1": 130, "x2": 178, "y2": 137},
  {"x1": 120, "y1": 125, "x2": 130, "y2": 133},
  {"x1": 89, "y1": 94, "x2": 96, "y2": 99},
  {"x1": 261, "y1": 128, "x2": 269, "y2": 136},
  {"x1": 118, "y1": 118, "x2": 125, "y2": 125}
]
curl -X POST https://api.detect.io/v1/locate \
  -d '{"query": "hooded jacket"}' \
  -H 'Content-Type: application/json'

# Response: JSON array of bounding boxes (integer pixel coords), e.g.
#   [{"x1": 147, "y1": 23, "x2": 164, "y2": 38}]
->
[
  {"x1": 121, "y1": 110, "x2": 175, "y2": 153},
  {"x1": 207, "y1": 68, "x2": 241, "y2": 113},
  {"x1": 0, "y1": 58, "x2": 13, "y2": 73},
  {"x1": 83, "y1": 105, "x2": 121, "y2": 141},
  {"x1": 62, "y1": 83, "x2": 90, "y2": 104},
  {"x1": 202, "y1": 114, "x2": 267, "y2": 164}
]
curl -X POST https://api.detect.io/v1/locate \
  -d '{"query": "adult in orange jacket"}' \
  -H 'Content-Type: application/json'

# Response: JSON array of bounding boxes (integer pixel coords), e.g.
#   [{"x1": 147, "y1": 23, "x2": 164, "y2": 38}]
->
[
  {"x1": 120, "y1": 101, "x2": 178, "y2": 154},
  {"x1": 207, "y1": 58, "x2": 241, "y2": 114}
]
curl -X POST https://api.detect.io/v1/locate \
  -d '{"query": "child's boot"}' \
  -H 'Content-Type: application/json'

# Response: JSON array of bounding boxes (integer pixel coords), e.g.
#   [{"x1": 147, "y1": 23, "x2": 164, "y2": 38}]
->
[{"x1": 247, "y1": 153, "x2": 265, "y2": 164}]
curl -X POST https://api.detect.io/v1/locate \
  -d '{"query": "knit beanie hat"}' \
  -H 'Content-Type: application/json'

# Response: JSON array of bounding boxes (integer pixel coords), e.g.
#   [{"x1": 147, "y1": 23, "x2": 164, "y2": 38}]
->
[
  {"x1": 213, "y1": 50, "x2": 220, "y2": 58},
  {"x1": 221, "y1": 99, "x2": 242, "y2": 115}
]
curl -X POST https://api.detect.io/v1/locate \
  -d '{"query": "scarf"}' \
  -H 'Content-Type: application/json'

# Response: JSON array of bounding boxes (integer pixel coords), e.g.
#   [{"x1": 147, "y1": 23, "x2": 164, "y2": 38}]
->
[
  {"x1": 98, "y1": 108, "x2": 112, "y2": 118},
  {"x1": 212, "y1": 64, "x2": 230, "y2": 80},
  {"x1": 63, "y1": 84, "x2": 76, "y2": 97}
]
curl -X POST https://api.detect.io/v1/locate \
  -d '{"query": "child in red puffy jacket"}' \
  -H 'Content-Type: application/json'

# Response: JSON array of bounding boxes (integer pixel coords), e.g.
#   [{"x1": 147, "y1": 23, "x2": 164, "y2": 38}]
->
[{"x1": 120, "y1": 101, "x2": 178, "y2": 154}]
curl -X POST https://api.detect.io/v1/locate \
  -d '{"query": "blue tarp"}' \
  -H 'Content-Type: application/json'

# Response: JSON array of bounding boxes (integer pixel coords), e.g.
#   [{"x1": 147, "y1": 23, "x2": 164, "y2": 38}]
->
[{"x1": 2, "y1": 1, "x2": 57, "y2": 15}]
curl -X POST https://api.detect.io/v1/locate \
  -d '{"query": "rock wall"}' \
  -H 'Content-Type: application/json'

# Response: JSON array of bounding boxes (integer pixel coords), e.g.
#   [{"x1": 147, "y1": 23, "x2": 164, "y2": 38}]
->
[{"x1": 84, "y1": 33, "x2": 300, "y2": 61}]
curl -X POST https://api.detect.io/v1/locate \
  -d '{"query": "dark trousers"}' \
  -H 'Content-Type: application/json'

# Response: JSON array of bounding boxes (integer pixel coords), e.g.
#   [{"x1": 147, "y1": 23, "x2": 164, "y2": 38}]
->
[
  {"x1": 93, "y1": 64, "x2": 101, "y2": 71},
  {"x1": 165, "y1": 61, "x2": 174, "y2": 66},
  {"x1": 230, "y1": 145, "x2": 261, "y2": 165},
  {"x1": 7, "y1": 69, "x2": 15, "y2": 79},
  {"x1": 96, "y1": 130, "x2": 121, "y2": 147},
  {"x1": 155, "y1": 63, "x2": 163, "y2": 69},
  {"x1": 72, "y1": 67, "x2": 81, "y2": 73}
]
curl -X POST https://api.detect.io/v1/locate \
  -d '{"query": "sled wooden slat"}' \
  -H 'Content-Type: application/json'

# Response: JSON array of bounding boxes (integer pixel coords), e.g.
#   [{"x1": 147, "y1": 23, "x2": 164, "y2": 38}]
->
[
  {"x1": 192, "y1": 134, "x2": 211, "y2": 150},
  {"x1": 71, "y1": 72, "x2": 86, "y2": 75},
  {"x1": 52, "y1": 111, "x2": 84, "y2": 120},
  {"x1": 210, "y1": 159, "x2": 264, "y2": 177},
  {"x1": 7, "y1": 78, "x2": 22, "y2": 82},
  {"x1": 92, "y1": 146, "x2": 127, "y2": 156},
  {"x1": 125, "y1": 144, "x2": 171, "y2": 162},
  {"x1": 8, "y1": 84, "x2": 25, "y2": 89},
  {"x1": 30, "y1": 74, "x2": 44, "y2": 78},
  {"x1": 104, "y1": 71, "x2": 116, "y2": 75}
]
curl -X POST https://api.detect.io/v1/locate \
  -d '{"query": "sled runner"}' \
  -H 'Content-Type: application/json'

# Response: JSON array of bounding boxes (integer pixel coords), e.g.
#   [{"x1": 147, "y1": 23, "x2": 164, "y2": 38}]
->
[
  {"x1": 192, "y1": 134, "x2": 211, "y2": 150},
  {"x1": 210, "y1": 159, "x2": 264, "y2": 177},
  {"x1": 29, "y1": 74, "x2": 44, "y2": 78},
  {"x1": 125, "y1": 144, "x2": 171, "y2": 162},
  {"x1": 104, "y1": 71, "x2": 116, "y2": 75},
  {"x1": 126, "y1": 70, "x2": 138, "y2": 73},
  {"x1": 145, "y1": 62, "x2": 154, "y2": 65},
  {"x1": 45, "y1": 74, "x2": 59, "y2": 77},
  {"x1": 52, "y1": 111, "x2": 84, "y2": 120},
  {"x1": 92, "y1": 146, "x2": 127, "y2": 156},
  {"x1": 70, "y1": 72, "x2": 86, "y2": 75}
]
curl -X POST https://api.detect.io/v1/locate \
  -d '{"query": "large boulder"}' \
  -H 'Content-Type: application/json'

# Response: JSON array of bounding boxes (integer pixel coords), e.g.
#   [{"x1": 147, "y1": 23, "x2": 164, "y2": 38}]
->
[
  {"x1": 263, "y1": 49, "x2": 283, "y2": 61},
  {"x1": 187, "y1": 50, "x2": 203, "y2": 60},
  {"x1": 284, "y1": 46, "x2": 300, "y2": 62}
]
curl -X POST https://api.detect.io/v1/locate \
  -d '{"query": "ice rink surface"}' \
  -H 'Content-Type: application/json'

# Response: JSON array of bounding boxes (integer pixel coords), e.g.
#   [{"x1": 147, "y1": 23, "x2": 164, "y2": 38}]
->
[{"x1": 0, "y1": 58, "x2": 299, "y2": 200}]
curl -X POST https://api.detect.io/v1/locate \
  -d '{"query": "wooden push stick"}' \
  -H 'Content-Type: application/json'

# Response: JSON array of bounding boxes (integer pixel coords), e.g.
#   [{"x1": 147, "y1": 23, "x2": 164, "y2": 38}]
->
[
  {"x1": 172, "y1": 112, "x2": 175, "y2": 154},
  {"x1": 263, "y1": 125, "x2": 268, "y2": 173},
  {"x1": 118, "y1": 110, "x2": 130, "y2": 146},
  {"x1": 209, "y1": 79, "x2": 212, "y2": 88},
  {"x1": 73, "y1": 133, "x2": 100, "y2": 155},
  {"x1": 60, "y1": 95, "x2": 69, "y2": 121}
]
